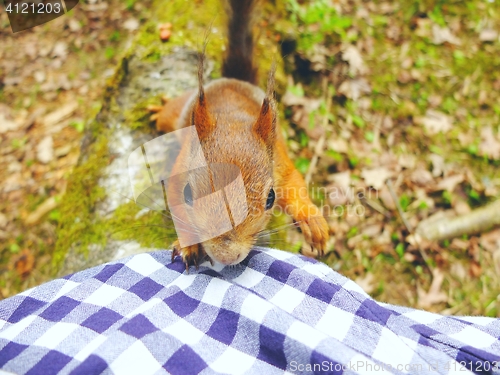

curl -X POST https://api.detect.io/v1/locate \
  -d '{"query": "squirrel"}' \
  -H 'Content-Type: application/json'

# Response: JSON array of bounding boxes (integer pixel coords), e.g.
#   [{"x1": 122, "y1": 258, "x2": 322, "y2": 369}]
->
[{"x1": 148, "y1": 0, "x2": 329, "y2": 270}]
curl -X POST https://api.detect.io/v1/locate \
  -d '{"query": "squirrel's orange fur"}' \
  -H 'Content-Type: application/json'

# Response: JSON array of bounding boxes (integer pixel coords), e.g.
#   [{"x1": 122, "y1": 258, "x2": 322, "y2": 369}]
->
[{"x1": 150, "y1": 0, "x2": 329, "y2": 269}]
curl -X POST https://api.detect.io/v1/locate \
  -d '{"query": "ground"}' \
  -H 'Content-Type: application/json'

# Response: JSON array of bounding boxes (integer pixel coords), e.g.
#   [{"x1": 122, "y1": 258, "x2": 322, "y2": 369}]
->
[{"x1": 0, "y1": 0, "x2": 499, "y2": 317}]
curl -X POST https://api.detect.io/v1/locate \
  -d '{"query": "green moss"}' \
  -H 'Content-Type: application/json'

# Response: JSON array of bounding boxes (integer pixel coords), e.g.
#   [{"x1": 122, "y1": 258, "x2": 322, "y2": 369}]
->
[
  {"x1": 124, "y1": 96, "x2": 162, "y2": 130},
  {"x1": 53, "y1": 134, "x2": 109, "y2": 270}
]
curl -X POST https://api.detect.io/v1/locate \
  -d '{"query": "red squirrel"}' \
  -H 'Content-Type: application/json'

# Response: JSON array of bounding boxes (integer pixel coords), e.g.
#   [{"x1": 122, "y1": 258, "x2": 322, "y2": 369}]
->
[{"x1": 149, "y1": 0, "x2": 329, "y2": 269}]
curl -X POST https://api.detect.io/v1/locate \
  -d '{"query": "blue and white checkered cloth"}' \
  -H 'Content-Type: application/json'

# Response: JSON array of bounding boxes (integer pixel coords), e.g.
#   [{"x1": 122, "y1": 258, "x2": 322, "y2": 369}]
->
[{"x1": 0, "y1": 247, "x2": 499, "y2": 375}]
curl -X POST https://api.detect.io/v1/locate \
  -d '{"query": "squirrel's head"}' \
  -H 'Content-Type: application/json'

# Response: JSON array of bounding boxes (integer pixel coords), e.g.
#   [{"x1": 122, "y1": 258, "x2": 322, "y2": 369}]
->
[{"x1": 169, "y1": 77, "x2": 276, "y2": 266}]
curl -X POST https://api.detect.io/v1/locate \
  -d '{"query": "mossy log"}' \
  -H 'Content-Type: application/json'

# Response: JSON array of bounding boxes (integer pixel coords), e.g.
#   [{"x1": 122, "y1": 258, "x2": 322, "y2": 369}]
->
[{"x1": 54, "y1": 0, "x2": 284, "y2": 276}]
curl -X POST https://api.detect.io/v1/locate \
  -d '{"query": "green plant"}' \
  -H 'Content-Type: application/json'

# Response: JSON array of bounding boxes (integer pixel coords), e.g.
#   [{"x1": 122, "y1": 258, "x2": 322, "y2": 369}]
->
[{"x1": 286, "y1": 0, "x2": 352, "y2": 53}]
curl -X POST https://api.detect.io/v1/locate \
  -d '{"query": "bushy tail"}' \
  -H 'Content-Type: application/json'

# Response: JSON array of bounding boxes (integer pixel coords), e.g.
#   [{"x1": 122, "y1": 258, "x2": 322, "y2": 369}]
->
[{"x1": 222, "y1": 0, "x2": 258, "y2": 85}]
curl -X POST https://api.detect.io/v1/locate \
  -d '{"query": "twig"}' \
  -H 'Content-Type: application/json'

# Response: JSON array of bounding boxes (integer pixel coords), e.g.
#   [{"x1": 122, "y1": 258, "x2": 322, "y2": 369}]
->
[
  {"x1": 386, "y1": 179, "x2": 412, "y2": 232},
  {"x1": 305, "y1": 78, "x2": 332, "y2": 185},
  {"x1": 386, "y1": 178, "x2": 433, "y2": 274}
]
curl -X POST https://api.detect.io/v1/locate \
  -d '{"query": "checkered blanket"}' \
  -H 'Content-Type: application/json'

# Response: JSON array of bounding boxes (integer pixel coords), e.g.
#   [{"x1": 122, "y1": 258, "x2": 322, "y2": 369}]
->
[{"x1": 0, "y1": 248, "x2": 499, "y2": 375}]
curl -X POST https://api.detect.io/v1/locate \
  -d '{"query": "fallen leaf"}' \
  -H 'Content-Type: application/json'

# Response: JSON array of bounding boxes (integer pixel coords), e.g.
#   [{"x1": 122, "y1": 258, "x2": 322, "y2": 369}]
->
[
  {"x1": 479, "y1": 29, "x2": 498, "y2": 42},
  {"x1": 450, "y1": 238, "x2": 469, "y2": 251},
  {"x1": 435, "y1": 174, "x2": 464, "y2": 192},
  {"x1": 24, "y1": 196, "x2": 58, "y2": 225},
  {"x1": 328, "y1": 171, "x2": 351, "y2": 190},
  {"x1": 68, "y1": 18, "x2": 81, "y2": 32},
  {"x1": 341, "y1": 45, "x2": 367, "y2": 75},
  {"x1": 361, "y1": 167, "x2": 392, "y2": 190},
  {"x1": 327, "y1": 138, "x2": 349, "y2": 154},
  {"x1": 36, "y1": 136, "x2": 54, "y2": 164},
  {"x1": 410, "y1": 169, "x2": 434, "y2": 186},
  {"x1": 11, "y1": 249, "x2": 35, "y2": 279},
  {"x1": 9, "y1": 249, "x2": 35, "y2": 279},
  {"x1": 417, "y1": 269, "x2": 448, "y2": 309},
  {"x1": 338, "y1": 78, "x2": 371, "y2": 101},
  {"x1": 479, "y1": 126, "x2": 500, "y2": 160},
  {"x1": 454, "y1": 200, "x2": 470, "y2": 215},
  {"x1": 0, "y1": 105, "x2": 22, "y2": 134},
  {"x1": 398, "y1": 154, "x2": 416, "y2": 169},
  {"x1": 416, "y1": 110, "x2": 452, "y2": 134},
  {"x1": 469, "y1": 261, "x2": 481, "y2": 278},
  {"x1": 432, "y1": 24, "x2": 461, "y2": 45},
  {"x1": 355, "y1": 273, "x2": 375, "y2": 294},
  {"x1": 327, "y1": 172, "x2": 352, "y2": 205},
  {"x1": 0, "y1": 213, "x2": 7, "y2": 228},
  {"x1": 493, "y1": 249, "x2": 500, "y2": 275},
  {"x1": 428, "y1": 153, "x2": 444, "y2": 177},
  {"x1": 52, "y1": 41, "x2": 68, "y2": 59},
  {"x1": 42, "y1": 101, "x2": 78, "y2": 128},
  {"x1": 124, "y1": 18, "x2": 139, "y2": 31},
  {"x1": 361, "y1": 224, "x2": 382, "y2": 238},
  {"x1": 378, "y1": 186, "x2": 396, "y2": 210},
  {"x1": 479, "y1": 229, "x2": 500, "y2": 253}
]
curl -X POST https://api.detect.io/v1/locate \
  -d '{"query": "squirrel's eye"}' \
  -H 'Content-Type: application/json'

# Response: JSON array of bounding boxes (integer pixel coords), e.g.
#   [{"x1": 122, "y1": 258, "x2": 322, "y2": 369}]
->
[
  {"x1": 265, "y1": 188, "x2": 275, "y2": 210},
  {"x1": 184, "y1": 183, "x2": 194, "y2": 206}
]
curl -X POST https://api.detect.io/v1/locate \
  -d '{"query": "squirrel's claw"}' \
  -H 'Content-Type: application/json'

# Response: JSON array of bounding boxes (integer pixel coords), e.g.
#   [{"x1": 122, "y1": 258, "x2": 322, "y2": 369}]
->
[
  {"x1": 297, "y1": 213, "x2": 329, "y2": 258},
  {"x1": 147, "y1": 104, "x2": 163, "y2": 113},
  {"x1": 171, "y1": 240, "x2": 208, "y2": 272}
]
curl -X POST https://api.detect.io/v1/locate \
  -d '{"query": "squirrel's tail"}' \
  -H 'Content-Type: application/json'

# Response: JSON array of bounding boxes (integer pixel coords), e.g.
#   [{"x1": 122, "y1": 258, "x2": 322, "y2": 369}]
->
[{"x1": 222, "y1": 0, "x2": 258, "y2": 85}]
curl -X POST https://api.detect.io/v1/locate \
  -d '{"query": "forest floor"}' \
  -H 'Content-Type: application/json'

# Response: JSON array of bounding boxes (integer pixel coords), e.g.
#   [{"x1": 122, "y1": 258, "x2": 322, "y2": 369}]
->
[{"x1": 1, "y1": 0, "x2": 499, "y2": 317}]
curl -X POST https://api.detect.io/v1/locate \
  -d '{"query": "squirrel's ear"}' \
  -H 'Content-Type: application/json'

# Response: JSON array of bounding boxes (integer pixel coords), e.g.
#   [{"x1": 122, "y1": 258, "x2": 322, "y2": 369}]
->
[
  {"x1": 253, "y1": 64, "x2": 276, "y2": 149},
  {"x1": 192, "y1": 88, "x2": 215, "y2": 140},
  {"x1": 253, "y1": 97, "x2": 276, "y2": 149}
]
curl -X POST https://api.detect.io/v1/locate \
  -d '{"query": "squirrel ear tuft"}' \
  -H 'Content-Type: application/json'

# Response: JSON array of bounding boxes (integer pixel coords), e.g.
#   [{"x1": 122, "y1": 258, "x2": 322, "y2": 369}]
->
[
  {"x1": 253, "y1": 97, "x2": 276, "y2": 148},
  {"x1": 253, "y1": 65, "x2": 276, "y2": 149},
  {"x1": 192, "y1": 88, "x2": 215, "y2": 140},
  {"x1": 192, "y1": 49, "x2": 215, "y2": 139}
]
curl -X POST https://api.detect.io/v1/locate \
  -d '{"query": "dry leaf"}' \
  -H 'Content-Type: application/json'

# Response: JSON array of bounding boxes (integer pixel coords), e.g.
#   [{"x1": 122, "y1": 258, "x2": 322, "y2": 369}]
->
[
  {"x1": 25, "y1": 196, "x2": 58, "y2": 225},
  {"x1": 435, "y1": 174, "x2": 464, "y2": 192},
  {"x1": 454, "y1": 200, "x2": 470, "y2": 215},
  {"x1": 432, "y1": 24, "x2": 461, "y2": 45},
  {"x1": 361, "y1": 167, "x2": 392, "y2": 190},
  {"x1": 42, "y1": 101, "x2": 78, "y2": 128},
  {"x1": 479, "y1": 126, "x2": 500, "y2": 160},
  {"x1": 328, "y1": 171, "x2": 351, "y2": 190},
  {"x1": 338, "y1": 78, "x2": 371, "y2": 101},
  {"x1": 429, "y1": 153, "x2": 444, "y2": 177},
  {"x1": 124, "y1": 18, "x2": 139, "y2": 31},
  {"x1": 36, "y1": 136, "x2": 54, "y2": 164},
  {"x1": 0, "y1": 213, "x2": 7, "y2": 228},
  {"x1": 410, "y1": 169, "x2": 434, "y2": 186},
  {"x1": 479, "y1": 229, "x2": 500, "y2": 253},
  {"x1": 493, "y1": 249, "x2": 500, "y2": 275},
  {"x1": 355, "y1": 273, "x2": 375, "y2": 294},
  {"x1": 10, "y1": 249, "x2": 35, "y2": 279},
  {"x1": 327, "y1": 138, "x2": 349, "y2": 154},
  {"x1": 52, "y1": 41, "x2": 68, "y2": 59},
  {"x1": 479, "y1": 29, "x2": 498, "y2": 42},
  {"x1": 417, "y1": 269, "x2": 447, "y2": 308},
  {"x1": 361, "y1": 224, "x2": 382, "y2": 237},
  {"x1": 469, "y1": 261, "x2": 481, "y2": 278},
  {"x1": 416, "y1": 110, "x2": 452, "y2": 134},
  {"x1": 341, "y1": 45, "x2": 367, "y2": 75},
  {"x1": 378, "y1": 186, "x2": 396, "y2": 210},
  {"x1": 0, "y1": 105, "x2": 22, "y2": 134}
]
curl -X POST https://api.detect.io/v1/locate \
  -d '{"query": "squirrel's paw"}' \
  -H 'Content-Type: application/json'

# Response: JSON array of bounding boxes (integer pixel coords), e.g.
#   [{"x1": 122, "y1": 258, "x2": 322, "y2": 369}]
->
[
  {"x1": 146, "y1": 96, "x2": 169, "y2": 122},
  {"x1": 171, "y1": 240, "x2": 211, "y2": 273},
  {"x1": 296, "y1": 211, "x2": 329, "y2": 257}
]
